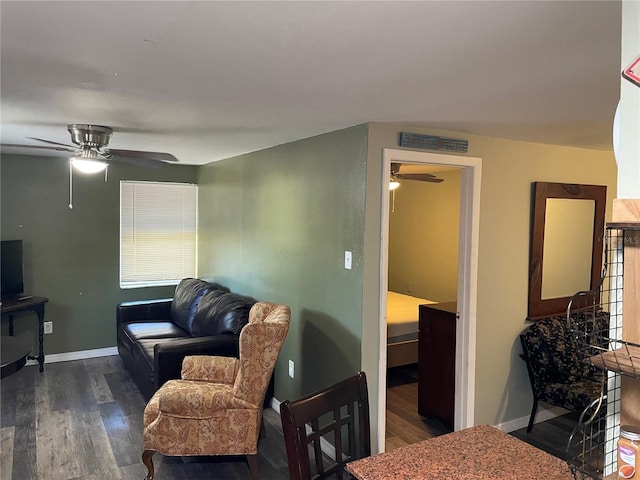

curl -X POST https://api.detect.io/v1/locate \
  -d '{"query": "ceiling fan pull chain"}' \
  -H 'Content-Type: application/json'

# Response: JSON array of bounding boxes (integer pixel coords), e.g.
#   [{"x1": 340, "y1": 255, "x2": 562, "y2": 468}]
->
[
  {"x1": 104, "y1": 165, "x2": 109, "y2": 182},
  {"x1": 392, "y1": 189, "x2": 396, "y2": 213},
  {"x1": 68, "y1": 161, "x2": 74, "y2": 209}
]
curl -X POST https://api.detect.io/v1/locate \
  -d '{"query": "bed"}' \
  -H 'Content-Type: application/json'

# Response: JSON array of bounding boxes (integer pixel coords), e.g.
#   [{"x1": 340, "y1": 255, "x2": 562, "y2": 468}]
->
[{"x1": 386, "y1": 291, "x2": 437, "y2": 368}]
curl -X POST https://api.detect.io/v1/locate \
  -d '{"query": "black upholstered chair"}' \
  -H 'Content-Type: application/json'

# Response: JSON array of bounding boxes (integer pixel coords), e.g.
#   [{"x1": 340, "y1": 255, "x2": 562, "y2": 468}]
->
[{"x1": 519, "y1": 315, "x2": 606, "y2": 432}]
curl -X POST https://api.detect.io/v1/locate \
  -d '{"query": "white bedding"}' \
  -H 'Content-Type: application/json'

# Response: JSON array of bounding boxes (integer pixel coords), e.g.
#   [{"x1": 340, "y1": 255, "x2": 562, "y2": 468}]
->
[{"x1": 386, "y1": 291, "x2": 436, "y2": 339}]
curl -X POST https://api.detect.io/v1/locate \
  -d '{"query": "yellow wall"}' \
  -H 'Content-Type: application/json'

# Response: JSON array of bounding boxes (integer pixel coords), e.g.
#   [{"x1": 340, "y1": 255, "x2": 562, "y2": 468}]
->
[
  {"x1": 388, "y1": 168, "x2": 461, "y2": 302},
  {"x1": 365, "y1": 123, "x2": 617, "y2": 429}
]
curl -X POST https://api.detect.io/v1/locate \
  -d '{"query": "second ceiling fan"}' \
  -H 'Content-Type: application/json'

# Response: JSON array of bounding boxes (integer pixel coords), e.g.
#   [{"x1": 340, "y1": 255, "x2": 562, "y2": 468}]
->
[{"x1": 390, "y1": 162, "x2": 443, "y2": 190}]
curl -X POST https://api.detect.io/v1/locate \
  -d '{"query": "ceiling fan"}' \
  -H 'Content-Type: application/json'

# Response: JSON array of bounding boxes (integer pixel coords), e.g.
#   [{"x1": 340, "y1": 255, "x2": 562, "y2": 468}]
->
[
  {"x1": 2, "y1": 124, "x2": 179, "y2": 209},
  {"x1": 2, "y1": 124, "x2": 179, "y2": 169},
  {"x1": 390, "y1": 162, "x2": 443, "y2": 190}
]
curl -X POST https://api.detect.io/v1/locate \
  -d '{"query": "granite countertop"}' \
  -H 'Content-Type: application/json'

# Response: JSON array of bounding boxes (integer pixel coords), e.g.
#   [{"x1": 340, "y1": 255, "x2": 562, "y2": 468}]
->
[{"x1": 346, "y1": 424, "x2": 574, "y2": 480}]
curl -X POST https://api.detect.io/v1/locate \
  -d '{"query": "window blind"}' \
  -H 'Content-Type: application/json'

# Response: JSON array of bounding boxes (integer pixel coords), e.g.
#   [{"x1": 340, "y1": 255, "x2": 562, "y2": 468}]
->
[{"x1": 120, "y1": 181, "x2": 197, "y2": 288}]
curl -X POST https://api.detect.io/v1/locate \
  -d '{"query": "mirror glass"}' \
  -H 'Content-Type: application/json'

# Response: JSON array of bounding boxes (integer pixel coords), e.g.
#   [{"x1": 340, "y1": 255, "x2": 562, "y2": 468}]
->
[
  {"x1": 541, "y1": 199, "x2": 595, "y2": 299},
  {"x1": 528, "y1": 182, "x2": 606, "y2": 320}
]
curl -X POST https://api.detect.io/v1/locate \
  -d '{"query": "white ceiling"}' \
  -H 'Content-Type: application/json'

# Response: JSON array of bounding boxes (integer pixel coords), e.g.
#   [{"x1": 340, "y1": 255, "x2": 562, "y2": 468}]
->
[{"x1": 0, "y1": 1, "x2": 622, "y2": 166}]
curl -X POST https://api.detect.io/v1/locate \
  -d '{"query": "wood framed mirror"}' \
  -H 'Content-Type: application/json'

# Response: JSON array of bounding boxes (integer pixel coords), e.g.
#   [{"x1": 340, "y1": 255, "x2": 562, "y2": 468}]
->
[{"x1": 527, "y1": 182, "x2": 607, "y2": 320}]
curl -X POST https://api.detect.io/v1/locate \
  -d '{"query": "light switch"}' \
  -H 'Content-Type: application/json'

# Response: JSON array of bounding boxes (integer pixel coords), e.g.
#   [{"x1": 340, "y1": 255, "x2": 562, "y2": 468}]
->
[{"x1": 345, "y1": 251, "x2": 352, "y2": 270}]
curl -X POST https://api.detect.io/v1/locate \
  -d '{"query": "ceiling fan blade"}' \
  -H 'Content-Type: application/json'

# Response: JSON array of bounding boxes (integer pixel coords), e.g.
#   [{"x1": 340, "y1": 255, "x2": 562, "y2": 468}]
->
[
  {"x1": 1, "y1": 143, "x2": 76, "y2": 153},
  {"x1": 105, "y1": 149, "x2": 178, "y2": 168},
  {"x1": 106, "y1": 149, "x2": 178, "y2": 163},
  {"x1": 5, "y1": 126, "x2": 180, "y2": 169},
  {"x1": 396, "y1": 173, "x2": 444, "y2": 183},
  {"x1": 27, "y1": 137, "x2": 76, "y2": 148}
]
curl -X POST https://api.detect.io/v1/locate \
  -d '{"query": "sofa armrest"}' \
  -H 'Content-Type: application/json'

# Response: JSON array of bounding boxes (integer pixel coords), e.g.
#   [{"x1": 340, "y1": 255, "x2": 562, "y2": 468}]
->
[
  {"x1": 181, "y1": 355, "x2": 239, "y2": 384},
  {"x1": 116, "y1": 298, "x2": 172, "y2": 325},
  {"x1": 153, "y1": 335, "x2": 240, "y2": 390}
]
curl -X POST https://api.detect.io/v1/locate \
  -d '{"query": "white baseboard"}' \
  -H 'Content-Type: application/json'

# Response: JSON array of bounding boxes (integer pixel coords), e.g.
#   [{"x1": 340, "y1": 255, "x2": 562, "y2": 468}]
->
[
  {"x1": 25, "y1": 346, "x2": 118, "y2": 366},
  {"x1": 495, "y1": 405, "x2": 570, "y2": 433}
]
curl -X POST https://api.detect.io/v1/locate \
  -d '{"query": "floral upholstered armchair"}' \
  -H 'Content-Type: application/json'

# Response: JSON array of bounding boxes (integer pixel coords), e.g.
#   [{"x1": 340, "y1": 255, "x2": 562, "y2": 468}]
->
[{"x1": 141, "y1": 302, "x2": 290, "y2": 480}]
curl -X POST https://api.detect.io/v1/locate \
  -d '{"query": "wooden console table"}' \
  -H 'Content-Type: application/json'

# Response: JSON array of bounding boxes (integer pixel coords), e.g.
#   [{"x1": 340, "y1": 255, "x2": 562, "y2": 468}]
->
[{"x1": 1, "y1": 296, "x2": 49, "y2": 372}]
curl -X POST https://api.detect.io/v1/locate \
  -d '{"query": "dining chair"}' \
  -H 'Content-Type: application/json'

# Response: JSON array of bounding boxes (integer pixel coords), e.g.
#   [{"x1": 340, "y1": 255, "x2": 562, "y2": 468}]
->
[{"x1": 279, "y1": 371, "x2": 371, "y2": 480}]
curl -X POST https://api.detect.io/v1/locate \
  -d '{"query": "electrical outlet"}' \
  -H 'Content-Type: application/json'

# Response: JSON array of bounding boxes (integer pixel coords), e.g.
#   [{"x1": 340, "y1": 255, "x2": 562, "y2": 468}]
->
[
  {"x1": 288, "y1": 360, "x2": 295, "y2": 379},
  {"x1": 44, "y1": 321, "x2": 53, "y2": 334}
]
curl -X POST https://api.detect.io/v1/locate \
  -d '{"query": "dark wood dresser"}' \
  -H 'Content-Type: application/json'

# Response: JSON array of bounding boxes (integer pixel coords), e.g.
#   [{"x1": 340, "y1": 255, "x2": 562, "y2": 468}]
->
[{"x1": 418, "y1": 302, "x2": 457, "y2": 429}]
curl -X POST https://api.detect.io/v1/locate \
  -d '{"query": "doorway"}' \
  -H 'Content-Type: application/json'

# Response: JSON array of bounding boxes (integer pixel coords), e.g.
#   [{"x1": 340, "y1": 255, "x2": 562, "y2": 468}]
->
[{"x1": 376, "y1": 148, "x2": 482, "y2": 451}]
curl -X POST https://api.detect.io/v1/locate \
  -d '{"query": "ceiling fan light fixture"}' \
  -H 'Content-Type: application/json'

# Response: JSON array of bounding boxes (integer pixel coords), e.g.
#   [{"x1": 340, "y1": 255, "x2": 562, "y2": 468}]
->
[
  {"x1": 389, "y1": 179, "x2": 400, "y2": 190},
  {"x1": 70, "y1": 157, "x2": 108, "y2": 174}
]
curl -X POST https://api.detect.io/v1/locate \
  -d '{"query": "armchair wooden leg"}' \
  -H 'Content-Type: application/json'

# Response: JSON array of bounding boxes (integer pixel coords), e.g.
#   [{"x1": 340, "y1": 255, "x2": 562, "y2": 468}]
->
[
  {"x1": 142, "y1": 449, "x2": 155, "y2": 480},
  {"x1": 260, "y1": 416, "x2": 267, "y2": 438},
  {"x1": 246, "y1": 453, "x2": 260, "y2": 480}
]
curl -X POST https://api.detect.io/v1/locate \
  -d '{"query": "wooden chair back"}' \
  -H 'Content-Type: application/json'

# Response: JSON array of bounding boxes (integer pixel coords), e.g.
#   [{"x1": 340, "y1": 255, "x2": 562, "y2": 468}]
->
[{"x1": 280, "y1": 372, "x2": 371, "y2": 480}]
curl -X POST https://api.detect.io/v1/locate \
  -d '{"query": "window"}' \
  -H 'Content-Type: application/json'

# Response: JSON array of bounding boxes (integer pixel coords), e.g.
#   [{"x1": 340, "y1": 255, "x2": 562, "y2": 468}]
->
[{"x1": 120, "y1": 181, "x2": 197, "y2": 288}]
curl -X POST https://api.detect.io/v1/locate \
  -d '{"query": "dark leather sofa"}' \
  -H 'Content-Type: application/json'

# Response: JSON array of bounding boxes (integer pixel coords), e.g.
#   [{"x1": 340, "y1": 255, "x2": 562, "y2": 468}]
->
[{"x1": 117, "y1": 278, "x2": 256, "y2": 401}]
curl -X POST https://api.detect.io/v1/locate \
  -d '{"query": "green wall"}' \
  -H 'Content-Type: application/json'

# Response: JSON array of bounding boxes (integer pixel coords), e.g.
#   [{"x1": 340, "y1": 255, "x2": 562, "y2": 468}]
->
[
  {"x1": 0, "y1": 154, "x2": 197, "y2": 354},
  {"x1": 197, "y1": 125, "x2": 369, "y2": 405}
]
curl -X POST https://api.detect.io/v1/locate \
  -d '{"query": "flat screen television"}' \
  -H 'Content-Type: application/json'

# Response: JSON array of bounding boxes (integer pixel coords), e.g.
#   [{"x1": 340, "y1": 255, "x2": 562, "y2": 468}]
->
[{"x1": 1, "y1": 239, "x2": 25, "y2": 300}]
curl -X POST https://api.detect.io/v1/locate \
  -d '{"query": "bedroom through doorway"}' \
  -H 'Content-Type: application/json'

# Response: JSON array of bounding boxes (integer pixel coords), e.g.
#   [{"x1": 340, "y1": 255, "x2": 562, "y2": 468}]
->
[
  {"x1": 385, "y1": 162, "x2": 462, "y2": 450},
  {"x1": 377, "y1": 148, "x2": 482, "y2": 452}
]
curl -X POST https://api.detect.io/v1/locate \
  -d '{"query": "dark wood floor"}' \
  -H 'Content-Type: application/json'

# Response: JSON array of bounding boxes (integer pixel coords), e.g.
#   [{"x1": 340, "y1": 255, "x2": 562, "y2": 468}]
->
[
  {"x1": 385, "y1": 363, "x2": 579, "y2": 461},
  {"x1": 385, "y1": 364, "x2": 451, "y2": 450},
  {"x1": 510, "y1": 410, "x2": 582, "y2": 461},
  {"x1": 0, "y1": 356, "x2": 290, "y2": 480},
  {"x1": 1, "y1": 357, "x2": 578, "y2": 480}
]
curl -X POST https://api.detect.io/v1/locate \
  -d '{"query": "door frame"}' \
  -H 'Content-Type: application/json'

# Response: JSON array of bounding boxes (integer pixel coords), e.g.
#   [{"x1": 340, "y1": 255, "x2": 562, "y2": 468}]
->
[{"x1": 377, "y1": 148, "x2": 482, "y2": 450}]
